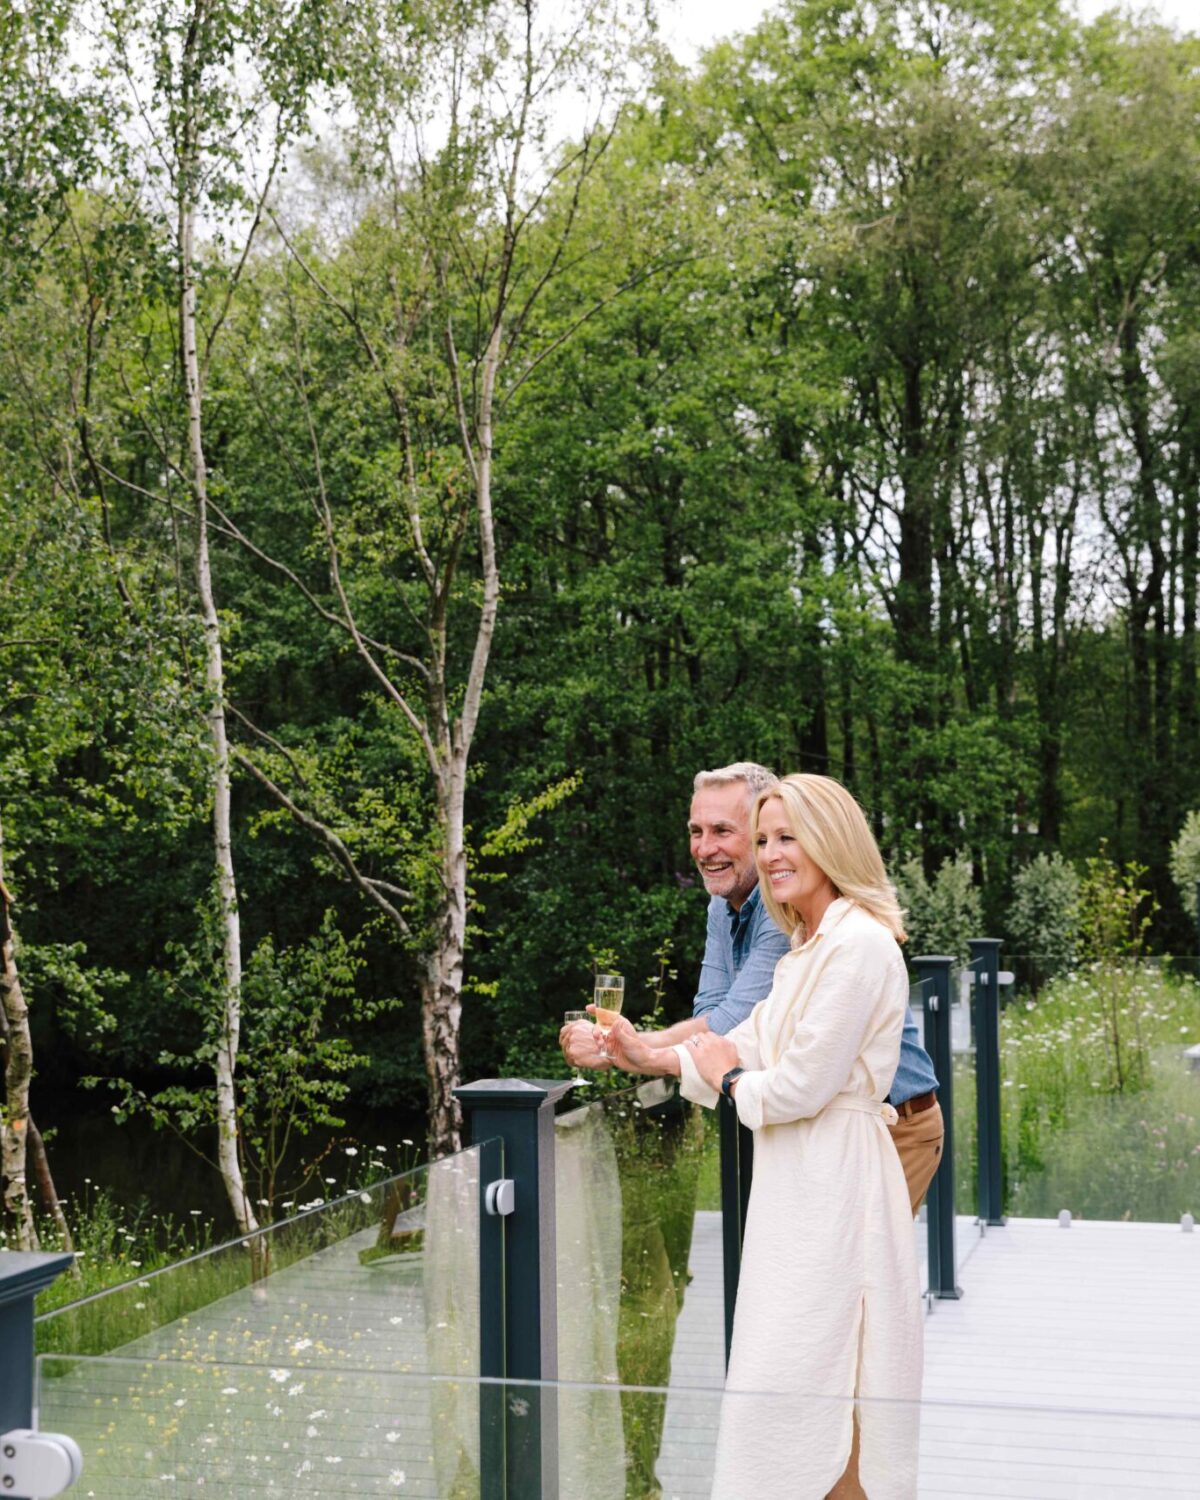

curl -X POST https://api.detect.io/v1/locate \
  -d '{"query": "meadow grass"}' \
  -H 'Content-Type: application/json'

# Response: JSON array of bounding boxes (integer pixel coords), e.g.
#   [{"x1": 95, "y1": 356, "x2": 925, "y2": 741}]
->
[
  {"x1": 34, "y1": 1159, "x2": 433, "y2": 1358},
  {"x1": 953, "y1": 960, "x2": 1200, "y2": 1221}
]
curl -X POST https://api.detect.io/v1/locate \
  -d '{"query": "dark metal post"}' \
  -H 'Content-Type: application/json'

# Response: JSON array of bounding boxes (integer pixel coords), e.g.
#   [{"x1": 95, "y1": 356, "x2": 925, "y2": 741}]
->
[
  {"x1": 718, "y1": 1095, "x2": 753, "y2": 1367},
  {"x1": 456, "y1": 1079, "x2": 575, "y2": 1500},
  {"x1": 1194, "y1": 880, "x2": 1200, "y2": 978},
  {"x1": 0, "y1": 1250, "x2": 75, "y2": 1499},
  {"x1": 969, "y1": 938, "x2": 1006, "y2": 1227},
  {"x1": 913, "y1": 959, "x2": 962, "y2": 1299}
]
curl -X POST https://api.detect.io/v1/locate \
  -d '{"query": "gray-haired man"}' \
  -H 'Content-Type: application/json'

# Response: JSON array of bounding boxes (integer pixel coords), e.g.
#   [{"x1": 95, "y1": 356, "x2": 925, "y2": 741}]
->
[{"x1": 562, "y1": 762, "x2": 944, "y2": 1212}]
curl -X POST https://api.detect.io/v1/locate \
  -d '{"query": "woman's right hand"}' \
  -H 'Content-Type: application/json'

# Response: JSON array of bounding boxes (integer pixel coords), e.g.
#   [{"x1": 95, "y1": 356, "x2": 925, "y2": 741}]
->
[{"x1": 600, "y1": 1014, "x2": 657, "y2": 1074}]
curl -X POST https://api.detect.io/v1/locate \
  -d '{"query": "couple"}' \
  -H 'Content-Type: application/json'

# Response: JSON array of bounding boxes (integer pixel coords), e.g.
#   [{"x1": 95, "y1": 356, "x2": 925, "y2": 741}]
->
[{"x1": 562, "y1": 764, "x2": 938, "y2": 1500}]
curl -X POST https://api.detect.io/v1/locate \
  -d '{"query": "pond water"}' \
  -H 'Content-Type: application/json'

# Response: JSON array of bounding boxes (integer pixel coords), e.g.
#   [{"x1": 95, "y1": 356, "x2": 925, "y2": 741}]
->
[{"x1": 32, "y1": 1082, "x2": 427, "y2": 1235}]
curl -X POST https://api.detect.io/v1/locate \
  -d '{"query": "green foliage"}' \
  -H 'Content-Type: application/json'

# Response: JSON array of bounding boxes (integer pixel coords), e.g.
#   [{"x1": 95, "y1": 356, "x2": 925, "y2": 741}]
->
[
  {"x1": 893, "y1": 855, "x2": 983, "y2": 964},
  {"x1": 87, "y1": 908, "x2": 393, "y2": 1213},
  {"x1": 1169, "y1": 811, "x2": 1200, "y2": 922},
  {"x1": 4, "y1": 0, "x2": 1200, "y2": 1189},
  {"x1": 978, "y1": 964, "x2": 1200, "y2": 1220},
  {"x1": 1078, "y1": 847, "x2": 1157, "y2": 963},
  {"x1": 1075, "y1": 848, "x2": 1159, "y2": 1092},
  {"x1": 1006, "y1": 853, "x2": 1081, "y2": 978}
]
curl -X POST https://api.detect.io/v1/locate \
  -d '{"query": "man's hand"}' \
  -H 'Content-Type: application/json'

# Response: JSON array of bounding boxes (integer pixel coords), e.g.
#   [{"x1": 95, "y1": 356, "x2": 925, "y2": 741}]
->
[
  {"x1": 686, "y1": 1031, "x2": 739, "y2": 1092},
  {"x1": 559, "y1": 1020, "x2": 612, "y2": 1071}
]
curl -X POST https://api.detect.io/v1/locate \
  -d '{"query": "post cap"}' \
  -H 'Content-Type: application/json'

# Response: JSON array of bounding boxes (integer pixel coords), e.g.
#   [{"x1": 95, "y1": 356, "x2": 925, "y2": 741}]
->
[
  {"x1": 912, "y1": 955, "x2": 957, "y2": 967},
  {"x1": 454, "y1": 1077, "x2": 578, "y2": 1110},
  {"x1": 0, "y1": 1252, "x2": 76, "y2": 1308}
]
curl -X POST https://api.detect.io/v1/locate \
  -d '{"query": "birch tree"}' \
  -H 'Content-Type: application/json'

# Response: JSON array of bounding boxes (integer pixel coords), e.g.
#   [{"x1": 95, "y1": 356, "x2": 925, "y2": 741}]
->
[
  {"x1": 97, "y1": 0, "x2": 335, "y2": 1232},
  {"x1": 217, "y1": 0, "x2": 656, "y2": 1153}
]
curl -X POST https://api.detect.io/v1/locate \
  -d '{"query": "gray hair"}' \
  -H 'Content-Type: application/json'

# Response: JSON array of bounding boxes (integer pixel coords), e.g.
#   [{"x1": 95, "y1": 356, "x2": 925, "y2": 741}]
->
[{"x1": 692, "y1": 762, "x2": 778, "y2": 802}]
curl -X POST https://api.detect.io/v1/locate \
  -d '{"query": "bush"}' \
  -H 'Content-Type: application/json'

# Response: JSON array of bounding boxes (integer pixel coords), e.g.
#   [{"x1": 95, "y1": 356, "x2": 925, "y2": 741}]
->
[
  {"x1": 893, "y1": 854, "x2": 982, "y2": 963},
  {"x1": 1169, "y1": 809, "x2": 1200, "y2": 922},
  {"x1": 1006, "y1": 852, "x2": 1080, "y2": 977}
]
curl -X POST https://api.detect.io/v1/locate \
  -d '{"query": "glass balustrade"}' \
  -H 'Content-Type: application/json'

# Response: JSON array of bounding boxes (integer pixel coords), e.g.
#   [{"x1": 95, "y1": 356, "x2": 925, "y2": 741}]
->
[
  {"x1": 36, "y1": 1144, "x2": 498, "y2": 1383},
  {"x1": 996, "y1": 953, "x2": 1200, "y2": 1223},
  {"x1": 553, "y1": 1076, "x2": 719, "y2": 1496},
  {"x1": 34, "y1": 1356, "x2": 1200, "y2": 1498},
  {"x1": 953, "y1": 955, "x2": 983, "y2": 1222}
]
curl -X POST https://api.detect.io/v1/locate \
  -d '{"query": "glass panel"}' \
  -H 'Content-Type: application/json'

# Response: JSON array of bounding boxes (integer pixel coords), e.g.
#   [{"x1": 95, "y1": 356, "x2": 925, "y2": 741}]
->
[
  {"x1": 951, "y1": 958, "x2": 981, "y2": 1221},
  {"x1": 36, "y1": 1144, "x2": 496, "y2": 1383},
  {"x1": 553, "y1": 1077, "x2": 719, "y2": 1493},
  {"x1": 35, "y1": 1359, "x2": 1200, "y2": 1498},
  {"x1": 998, "y1": 953, "x2": 1200, "y2": 1222}
]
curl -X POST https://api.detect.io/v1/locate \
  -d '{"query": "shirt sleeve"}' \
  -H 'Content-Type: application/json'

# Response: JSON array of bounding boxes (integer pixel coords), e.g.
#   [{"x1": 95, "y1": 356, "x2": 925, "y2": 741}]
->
[
  {"x1": 699, "y1": 905, "x2": 792, "y2": 1036},
  {"x1": 734, "y1": 936, "x2": 904, "y2": 1132},
  {"x1": 692, "y1": 898, "x2": 736, "y2": 1022}
]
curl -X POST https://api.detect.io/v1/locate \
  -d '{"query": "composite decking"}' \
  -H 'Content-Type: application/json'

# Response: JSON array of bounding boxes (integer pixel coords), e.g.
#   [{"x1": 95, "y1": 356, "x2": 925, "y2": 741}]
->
[
  {"x1": 36, "y1": 1209, "x2": 1200, "y2": 1497},
  {"x1": 657, "y1": 1212, "x2": 1200, "y2": 1499}
]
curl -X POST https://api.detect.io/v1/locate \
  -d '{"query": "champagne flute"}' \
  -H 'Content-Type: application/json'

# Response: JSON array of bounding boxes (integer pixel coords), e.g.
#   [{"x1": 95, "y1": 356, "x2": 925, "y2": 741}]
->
[{"x1": 591, "y1": 973, "x2": 625, "y2": 1038}]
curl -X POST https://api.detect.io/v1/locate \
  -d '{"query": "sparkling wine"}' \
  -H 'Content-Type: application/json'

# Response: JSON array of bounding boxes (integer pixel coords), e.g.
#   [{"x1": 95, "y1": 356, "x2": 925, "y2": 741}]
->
[{"x1": 592, "y1": 978, "x2": 624, "y2": 1034}]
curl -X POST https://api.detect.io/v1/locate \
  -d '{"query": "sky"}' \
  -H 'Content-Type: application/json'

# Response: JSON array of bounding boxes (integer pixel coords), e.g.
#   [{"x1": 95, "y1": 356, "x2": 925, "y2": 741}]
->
[{"x1": 658, "y1": 0, "x2": 1200, "y2": 62}]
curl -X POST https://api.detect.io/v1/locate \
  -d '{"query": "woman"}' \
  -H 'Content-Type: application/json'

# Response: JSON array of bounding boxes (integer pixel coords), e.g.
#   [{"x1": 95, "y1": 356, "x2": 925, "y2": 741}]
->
[{"x1": 603, "y1": 774, "x2": 921, "y2": 1499}]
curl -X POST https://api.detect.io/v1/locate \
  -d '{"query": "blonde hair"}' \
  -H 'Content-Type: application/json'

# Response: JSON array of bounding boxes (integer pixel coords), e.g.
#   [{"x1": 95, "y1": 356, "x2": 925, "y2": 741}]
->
[{"x1": 753, "y1": 774, "x2": 906, "y2": 943}]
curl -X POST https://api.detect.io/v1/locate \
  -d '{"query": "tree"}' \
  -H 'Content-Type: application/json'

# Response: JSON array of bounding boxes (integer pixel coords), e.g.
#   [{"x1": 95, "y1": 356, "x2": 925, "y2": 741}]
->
[
  {"x1": 217, "y1": 0, "x2": 657, "y2": 1153},
  {"x1": 89, "y1": 0, "x2": 337, "y2": 1232}
]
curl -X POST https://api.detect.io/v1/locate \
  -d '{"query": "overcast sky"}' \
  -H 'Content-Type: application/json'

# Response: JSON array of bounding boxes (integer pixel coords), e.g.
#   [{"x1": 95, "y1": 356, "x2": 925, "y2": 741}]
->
[{"x1": 658, "y1": 0, "x2": 1200, "y2": 63}]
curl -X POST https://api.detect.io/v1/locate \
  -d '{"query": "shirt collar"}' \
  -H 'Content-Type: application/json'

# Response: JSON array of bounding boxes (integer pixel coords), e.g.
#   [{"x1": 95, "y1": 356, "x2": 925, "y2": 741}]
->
[{"x1": 727, "y1": 882, "x2": 762, "y2": 933}]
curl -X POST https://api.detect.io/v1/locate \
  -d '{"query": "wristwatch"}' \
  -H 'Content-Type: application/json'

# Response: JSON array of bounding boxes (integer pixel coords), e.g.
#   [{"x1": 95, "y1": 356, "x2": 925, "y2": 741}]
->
[{"x1": 720, "y1": 1066, "x2": 746, "y2": 1097}]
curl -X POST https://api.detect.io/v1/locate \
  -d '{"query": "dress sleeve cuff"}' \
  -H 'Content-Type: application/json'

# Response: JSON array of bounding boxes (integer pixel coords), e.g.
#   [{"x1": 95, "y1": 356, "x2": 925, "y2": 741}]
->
[
  {"x1": 673, "y1": 1043, "x2": 720, "y2": 1108},
  {"x1": 733, "y1": 1070, "x2": 765, "y2": 1130}
]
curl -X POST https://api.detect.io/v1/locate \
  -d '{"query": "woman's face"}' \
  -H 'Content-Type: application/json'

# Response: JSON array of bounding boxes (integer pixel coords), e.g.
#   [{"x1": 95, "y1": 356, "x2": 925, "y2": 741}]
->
[{"x1": 755, "y1": 797, "x2": 833, "y2": 912}]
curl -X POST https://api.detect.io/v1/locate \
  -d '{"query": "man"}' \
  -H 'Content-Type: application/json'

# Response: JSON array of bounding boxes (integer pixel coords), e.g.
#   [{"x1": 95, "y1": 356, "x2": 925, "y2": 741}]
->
[{"x1": 563, "y1": 761, "x2": 943, "y2": 1214}]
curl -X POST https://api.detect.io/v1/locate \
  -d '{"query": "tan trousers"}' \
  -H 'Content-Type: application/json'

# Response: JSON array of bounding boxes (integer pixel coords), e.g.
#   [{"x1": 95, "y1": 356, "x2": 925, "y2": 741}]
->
[{"x1": 826, "y1": 1100, "x2": 945, "y2": 1498}]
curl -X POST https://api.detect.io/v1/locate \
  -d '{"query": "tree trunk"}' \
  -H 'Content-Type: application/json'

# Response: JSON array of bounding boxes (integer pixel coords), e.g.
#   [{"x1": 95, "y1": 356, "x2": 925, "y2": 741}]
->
[
  {"x1": 1178, "y1": 438, "x2": 1198, "y2": 801},
  {"x1": 0, "y1": 874, "x2": 38, "y2": 1250},
  {"x1": 27, "y1": 1117, "x2": 73, "y2": 1254},
  {"x1": 181, "y1": 189, "x2": 257, "y2": 1240}
]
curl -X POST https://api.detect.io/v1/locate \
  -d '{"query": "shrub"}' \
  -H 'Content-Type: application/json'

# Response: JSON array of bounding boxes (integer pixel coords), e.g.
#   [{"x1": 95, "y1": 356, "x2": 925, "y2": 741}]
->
[
  {"x1": 894, "y1": 854, "x2": 982, "y2": 964},
  {"x1": 1007, "y1": 853, "x2": 1080, "y2": 978},
  {"x1": 1169, "y1": 809, "x2": 1200, "y2": 922}
]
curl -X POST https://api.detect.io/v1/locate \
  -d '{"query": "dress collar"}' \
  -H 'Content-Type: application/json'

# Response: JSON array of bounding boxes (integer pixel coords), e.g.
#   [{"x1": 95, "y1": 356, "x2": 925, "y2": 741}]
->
[{"x1": 793, "y1": 895, "x2": 853, "y2": 952}]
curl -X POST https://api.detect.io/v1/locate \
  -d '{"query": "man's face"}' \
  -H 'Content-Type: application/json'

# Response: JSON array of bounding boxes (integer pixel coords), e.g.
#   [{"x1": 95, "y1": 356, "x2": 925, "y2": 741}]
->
[{"x1": 688, "y1": 782, "x2": 759, "y2": 910}]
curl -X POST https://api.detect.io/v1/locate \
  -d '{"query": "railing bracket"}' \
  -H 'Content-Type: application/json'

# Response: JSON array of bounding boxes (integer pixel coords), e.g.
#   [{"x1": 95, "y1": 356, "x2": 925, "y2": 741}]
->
[
  {"x1": 484, "y1": 1177, "x2": 515, "y2": 1217},
  {"x1": 0, "y1": 1430, "x2": 83, "y2": 1498}
]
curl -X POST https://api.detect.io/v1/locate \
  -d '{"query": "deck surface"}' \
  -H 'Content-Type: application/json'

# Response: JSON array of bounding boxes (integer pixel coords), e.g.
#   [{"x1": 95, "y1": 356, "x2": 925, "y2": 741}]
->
[
  {"x1": 35, "y1": 1208, "x2": 1200, "y2": 1497},
  {"x1": 656, "y1": 1211, "x2": 1200, "y2": 1499}
]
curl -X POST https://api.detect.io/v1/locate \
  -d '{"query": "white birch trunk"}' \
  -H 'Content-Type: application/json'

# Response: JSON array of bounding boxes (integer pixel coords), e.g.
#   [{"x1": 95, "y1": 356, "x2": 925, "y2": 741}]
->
[
  {"x1": 423, "y1": 322, "x2": 503, "y2": 1157},
  {"x1": 180, "y1": 192, "x2": 258, "y2": 1240}
]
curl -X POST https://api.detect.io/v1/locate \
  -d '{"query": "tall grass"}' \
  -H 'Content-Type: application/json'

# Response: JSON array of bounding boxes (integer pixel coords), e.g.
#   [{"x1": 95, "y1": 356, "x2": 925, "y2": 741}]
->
[{"x1": 953, "y1": 961, "x2": 1200, "y2": 1221}]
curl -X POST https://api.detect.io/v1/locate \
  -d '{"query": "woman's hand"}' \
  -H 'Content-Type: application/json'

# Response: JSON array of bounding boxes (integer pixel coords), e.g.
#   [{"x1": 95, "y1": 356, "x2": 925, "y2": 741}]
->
[
  {"x1": 687, "y1": 1031, "x2": 739, "y2": 1092},
  {"x1": 599, "y1": 1013, "x2": 659, "y2": 1073}
]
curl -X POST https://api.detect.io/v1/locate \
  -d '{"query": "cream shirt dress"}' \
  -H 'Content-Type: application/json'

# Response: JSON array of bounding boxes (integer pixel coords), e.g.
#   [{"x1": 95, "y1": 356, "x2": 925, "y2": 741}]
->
[{"x1": 674, "y1": 898, "x2": 922, "y2": 1500}]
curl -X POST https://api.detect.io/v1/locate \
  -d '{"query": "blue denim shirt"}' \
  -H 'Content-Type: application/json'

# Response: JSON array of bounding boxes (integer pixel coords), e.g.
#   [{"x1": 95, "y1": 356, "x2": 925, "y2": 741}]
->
[{"x1": 692, "y1": 886, "x2": 938, "y2": 1103}]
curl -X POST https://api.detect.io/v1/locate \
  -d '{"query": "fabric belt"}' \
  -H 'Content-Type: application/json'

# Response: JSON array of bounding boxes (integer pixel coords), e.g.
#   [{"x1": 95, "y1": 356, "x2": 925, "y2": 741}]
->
[
  {"x1": 827, "y1": 1093, "x2": 899, "y2": 1127},
  {"x1": 893, "y1": 1089, "x2": 937, "y2": 1120}
]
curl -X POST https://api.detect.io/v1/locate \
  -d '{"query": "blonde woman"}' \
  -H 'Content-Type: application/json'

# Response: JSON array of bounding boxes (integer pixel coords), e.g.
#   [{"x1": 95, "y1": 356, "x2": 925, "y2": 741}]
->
[{"x1": 603, "y1": 774, "x2": 920, "y2": 1499}]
